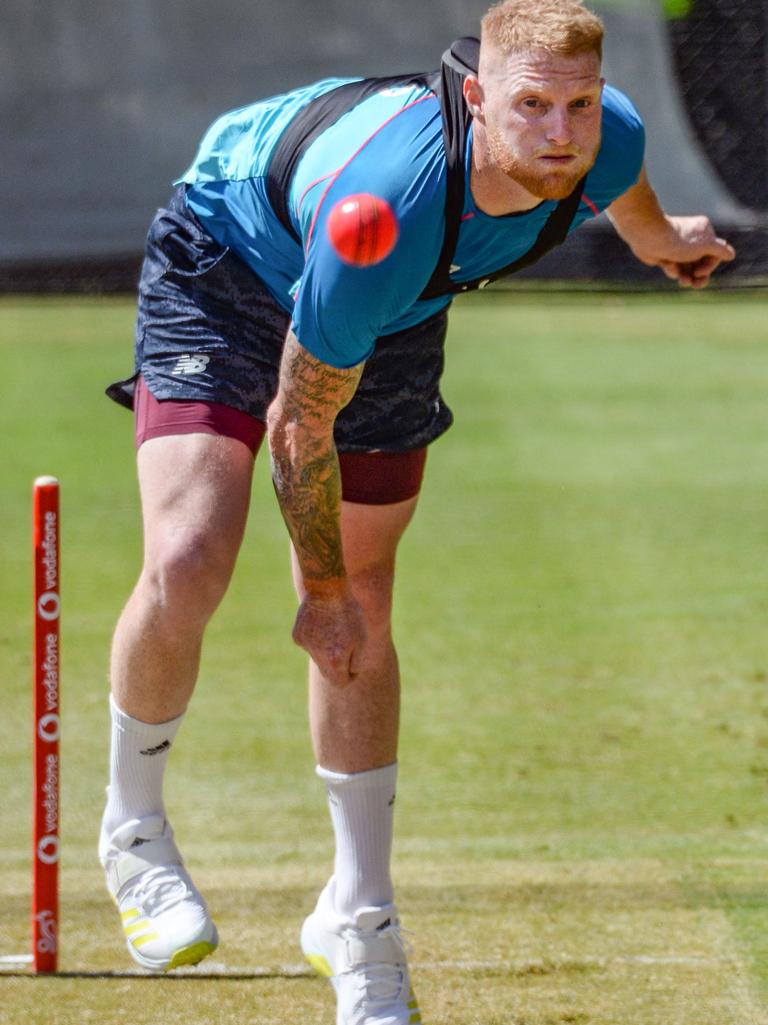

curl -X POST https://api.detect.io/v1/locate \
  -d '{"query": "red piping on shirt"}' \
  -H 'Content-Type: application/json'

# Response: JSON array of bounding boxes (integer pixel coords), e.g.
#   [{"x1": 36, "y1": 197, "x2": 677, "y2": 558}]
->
[
  {"x1": 304, "y1": 94, "x2": 436, "y2": 254},
  {"x1": 298, "y1": 171, "x2": 337, "y2": 219}
]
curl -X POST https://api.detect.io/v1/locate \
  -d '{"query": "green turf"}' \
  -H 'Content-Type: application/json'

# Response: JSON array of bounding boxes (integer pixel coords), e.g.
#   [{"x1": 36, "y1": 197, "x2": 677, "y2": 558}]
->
[{"x1": 2, "y1": 291, "x2": 768, "y2": 1023}]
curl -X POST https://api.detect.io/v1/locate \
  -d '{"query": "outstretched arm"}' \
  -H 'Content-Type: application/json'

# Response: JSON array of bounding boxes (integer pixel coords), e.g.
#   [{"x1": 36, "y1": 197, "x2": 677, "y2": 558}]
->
[
  {"x1": 606, "y1": 166, "x2": 736, "y2": 288},
  {"x1": 266, "y1": 329, "x2": 366, "y2": 687}
]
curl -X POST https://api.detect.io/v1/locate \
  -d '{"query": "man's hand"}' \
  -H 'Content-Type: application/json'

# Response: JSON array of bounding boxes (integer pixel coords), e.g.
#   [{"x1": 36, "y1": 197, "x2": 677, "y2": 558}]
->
[
  {"x1": 292, "y1": 583, "x2": 367, "y2": 687},
  {"x1": 606, "y1": 168, "x2": 736, "y2": 289},
  {"x1": 627, "y1": 214, "x2": 735, "y2": 289}
]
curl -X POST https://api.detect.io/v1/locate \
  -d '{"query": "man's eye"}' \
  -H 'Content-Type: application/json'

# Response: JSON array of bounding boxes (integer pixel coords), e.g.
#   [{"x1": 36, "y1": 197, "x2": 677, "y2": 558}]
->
[
  {"x1": 523, "y1": 98, "x2": 541, "y2": 109},
  {"x1": 571, "y1": 98, "x2": 592, "y2": 109}
]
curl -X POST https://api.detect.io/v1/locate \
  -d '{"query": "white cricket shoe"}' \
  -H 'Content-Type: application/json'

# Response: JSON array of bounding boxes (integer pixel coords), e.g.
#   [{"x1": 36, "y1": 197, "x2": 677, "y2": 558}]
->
[
  {"x1": 99, "y1": 813, "x2": 218, "y2": 972},
  {"x1": 301, "y1": 879, "x2": 422, "y2": 1025}
]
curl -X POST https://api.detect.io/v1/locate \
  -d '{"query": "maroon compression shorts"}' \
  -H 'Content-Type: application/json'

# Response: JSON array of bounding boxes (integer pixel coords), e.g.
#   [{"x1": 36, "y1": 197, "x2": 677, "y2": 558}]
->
[{"x1": 134, "y1": 376, "x2": 427, "y2": 506}]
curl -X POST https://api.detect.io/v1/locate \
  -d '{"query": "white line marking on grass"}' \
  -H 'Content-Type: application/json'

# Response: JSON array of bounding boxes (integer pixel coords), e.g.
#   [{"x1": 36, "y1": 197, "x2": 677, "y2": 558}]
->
[
  {"x1": 0, "y1": 955, "x2": 735, "y2": 976},
  {"x1": 173, "y1": 963, "x2": 312, "y2": 976},
  {"x1": 172, "y1": 955, "x2": 736, "y2": 976},
  {"x1": 416, "y1": 956, "x2": 735, "y2": 970},
  {"x1": 615, "y1": 955, "x2": 732, "y2": 966}
]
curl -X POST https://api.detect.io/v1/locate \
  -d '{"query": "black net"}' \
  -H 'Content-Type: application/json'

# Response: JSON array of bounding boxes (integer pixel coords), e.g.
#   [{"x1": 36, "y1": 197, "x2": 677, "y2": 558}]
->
[{"x1": 666, "y1": 0, "x2": 768, "y2": 212}]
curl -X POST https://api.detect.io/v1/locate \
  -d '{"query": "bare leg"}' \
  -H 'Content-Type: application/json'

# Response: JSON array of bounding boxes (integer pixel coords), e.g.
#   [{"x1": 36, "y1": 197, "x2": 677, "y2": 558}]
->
[
  {"x1": 102, "y1": 431, "x2": 255, "y2": 971},
  {"x1": 297, "y1": 496, "x2": 422, "y2": 1024},
  {"x1": 111, "y1": 433, "x2": 255, "y2": 723},
  {"x1": 291, "y1": 495, "x2": 419, "y2": 772}
]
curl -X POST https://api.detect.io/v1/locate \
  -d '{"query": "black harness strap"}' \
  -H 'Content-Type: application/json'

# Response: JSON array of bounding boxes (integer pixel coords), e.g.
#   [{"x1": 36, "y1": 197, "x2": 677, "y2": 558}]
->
[
  {"x1": 265, "y1": 38, "x2": 586, "y2": 298},
  {"x1": 418, "y1": 37, "x2": 477, "y2": 300},
  {"x1": 266, "y1": 73, "x2": 436, "y2": 245}
]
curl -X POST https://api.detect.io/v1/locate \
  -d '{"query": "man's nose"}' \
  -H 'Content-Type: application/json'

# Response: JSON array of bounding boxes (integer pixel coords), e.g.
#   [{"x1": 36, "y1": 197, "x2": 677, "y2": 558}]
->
[{"x1": 544, "y1": 107, "x2": 572, "y2": 146}]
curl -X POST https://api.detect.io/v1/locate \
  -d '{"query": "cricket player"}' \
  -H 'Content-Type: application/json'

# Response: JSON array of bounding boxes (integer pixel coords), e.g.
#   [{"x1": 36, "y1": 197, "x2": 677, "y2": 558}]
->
[{"x1": 100, "y1": 1, "x2": 735, "y2": 1021}]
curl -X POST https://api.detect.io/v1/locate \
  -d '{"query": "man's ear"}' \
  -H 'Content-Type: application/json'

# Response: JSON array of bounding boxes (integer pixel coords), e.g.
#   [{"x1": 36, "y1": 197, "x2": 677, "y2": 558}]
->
[{"x1": 463, "y1": 75, "x2": 485, "y2": 122}]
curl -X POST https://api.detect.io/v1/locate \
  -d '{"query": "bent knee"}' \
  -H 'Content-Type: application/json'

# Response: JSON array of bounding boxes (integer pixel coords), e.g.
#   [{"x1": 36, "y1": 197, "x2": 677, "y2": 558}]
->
[
  {"x1": 141, "y1": 527, "x2": 238, "y2": 619},
  {"x1": 349, "y1": 561, "x2": 396, "y2": 633}
]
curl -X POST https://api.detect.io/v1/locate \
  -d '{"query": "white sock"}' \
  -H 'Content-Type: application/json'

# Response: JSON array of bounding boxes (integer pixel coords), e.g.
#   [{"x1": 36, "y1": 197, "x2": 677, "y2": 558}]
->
[
  {"x1": 317, "y1": 762, "x2": 397, "y2": 918},
  {"x1": 101, "y1": 695, "x2": 183, "y2": 839}
]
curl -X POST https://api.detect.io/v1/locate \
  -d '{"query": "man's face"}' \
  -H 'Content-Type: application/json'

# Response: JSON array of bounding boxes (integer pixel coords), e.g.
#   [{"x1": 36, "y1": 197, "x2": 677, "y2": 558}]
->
[{"x1": 472, "y1": 47, "x2": 604, "y2": 200}]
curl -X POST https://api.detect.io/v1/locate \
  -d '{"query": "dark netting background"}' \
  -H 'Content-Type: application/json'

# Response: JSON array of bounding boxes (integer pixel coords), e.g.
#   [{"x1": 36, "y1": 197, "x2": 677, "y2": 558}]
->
[{"x1": 667, "y1": 0, "x2": 767, "y2": 212}]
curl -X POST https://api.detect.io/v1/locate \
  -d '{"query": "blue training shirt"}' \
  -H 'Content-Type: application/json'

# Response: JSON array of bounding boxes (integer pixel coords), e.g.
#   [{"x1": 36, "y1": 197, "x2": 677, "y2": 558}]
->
[{"x1": 178, "y1": 79, "x2": 644, "y2": 368}]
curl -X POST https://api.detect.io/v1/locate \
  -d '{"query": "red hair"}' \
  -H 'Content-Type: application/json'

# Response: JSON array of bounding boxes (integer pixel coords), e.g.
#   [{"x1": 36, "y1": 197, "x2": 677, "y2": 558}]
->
[{"x1": 481, "y1": 0, "x2": 604, "y2": 61}]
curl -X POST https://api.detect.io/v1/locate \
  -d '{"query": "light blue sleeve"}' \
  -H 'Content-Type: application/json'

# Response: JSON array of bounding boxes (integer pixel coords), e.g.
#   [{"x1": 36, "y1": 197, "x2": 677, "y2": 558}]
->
[{"x1": 582, "y1": 85, "x2": 646, "y2": 212}]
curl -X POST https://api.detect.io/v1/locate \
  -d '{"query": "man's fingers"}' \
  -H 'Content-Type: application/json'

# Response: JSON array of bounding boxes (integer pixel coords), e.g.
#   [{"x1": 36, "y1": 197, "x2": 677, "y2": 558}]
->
[
  {"x1": 692, "y1": 255, "x2": 719, "y2": 275},
  {"x1": 322, "y1": 656, "x2": 355, "y2": 687},
  {"x1": 689, "y1": 254, "x2": 721, "y2": 288},
  {"x1": 713, "y1": 238, "x2": 736, "y2": 262},
  {"x1": 294, "y1": 630, "x2": 352, "y2": 683},
  {"x1": 659, "y1": 252, "x2": 730, "y2": 289},
  {"x1": 291, "y1": 591, "x2": 367, "y2": 686},
  {"x1": 687, "y1": 253, "x2": 730, "y2": 288},
  {"x1": 294, "y1": 633, "x2": 355, "y2": 686},
  {"x1": 658, "y1": 260, "x2": 683, "y2": 282},
  {"x1": 328, "y1": 638, "x2": 363, "y2": 685},
  {"x1": 321, "y1": 645, "x2": 363, "y2": 686},
  {"x1": 655, "y1": 217, "x2": 736, "y2": 282},
  {"x1": 348, "y1": 642, "x2": 364, "y2": 678}
]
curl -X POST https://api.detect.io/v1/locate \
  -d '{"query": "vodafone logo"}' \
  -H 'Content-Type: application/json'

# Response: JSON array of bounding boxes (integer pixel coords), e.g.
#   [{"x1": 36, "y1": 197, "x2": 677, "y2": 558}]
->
[
  {"x1": 37, "y1": 592, "x2": 60, "y2": 622},
  {"x1": 37, "y1": 835, "x2": 60, "y2": 865},
  {"x1": 38, "y1": 713, "x2": 60, "y2": 742},
  {"x1": 35, "y1": 909, "x2": 58, "y2": 953}
]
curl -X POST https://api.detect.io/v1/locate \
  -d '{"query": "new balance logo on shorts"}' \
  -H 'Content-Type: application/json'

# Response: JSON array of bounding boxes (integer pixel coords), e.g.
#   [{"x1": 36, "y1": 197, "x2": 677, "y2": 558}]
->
[{"x1": 171, "y1": 354, "x2": 211, "y2": 375}]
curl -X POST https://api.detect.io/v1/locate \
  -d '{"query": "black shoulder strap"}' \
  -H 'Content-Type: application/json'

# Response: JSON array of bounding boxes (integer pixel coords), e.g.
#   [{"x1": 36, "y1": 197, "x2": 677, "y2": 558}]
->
[
  {"x1": 418, "y1": 36, "x2": 586, "y2": 300},
  {"x1": 417, "y1": 38, "x2": 477, "y2": 300},
  {"x1": 266, "y1": 72, "x2": 436, "y2": 244}
]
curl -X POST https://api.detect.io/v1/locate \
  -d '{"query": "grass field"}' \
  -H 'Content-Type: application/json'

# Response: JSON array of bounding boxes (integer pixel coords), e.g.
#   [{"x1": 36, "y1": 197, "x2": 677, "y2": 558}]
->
[{"x1": 2, "y1": 290, "x2": 768, "y2": 1024}]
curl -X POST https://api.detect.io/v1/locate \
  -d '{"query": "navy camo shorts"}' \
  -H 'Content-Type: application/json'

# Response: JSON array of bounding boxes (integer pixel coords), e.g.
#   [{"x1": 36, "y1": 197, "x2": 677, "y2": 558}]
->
[{"x1": 106, "y1": 187, "x2": 454, "y2": 454}]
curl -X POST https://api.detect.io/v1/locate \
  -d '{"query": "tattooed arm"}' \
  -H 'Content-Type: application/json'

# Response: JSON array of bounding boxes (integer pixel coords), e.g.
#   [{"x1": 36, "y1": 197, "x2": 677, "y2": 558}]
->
[{"x1": 266, "y1": 328, "x2": 366, "y2": 686}]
